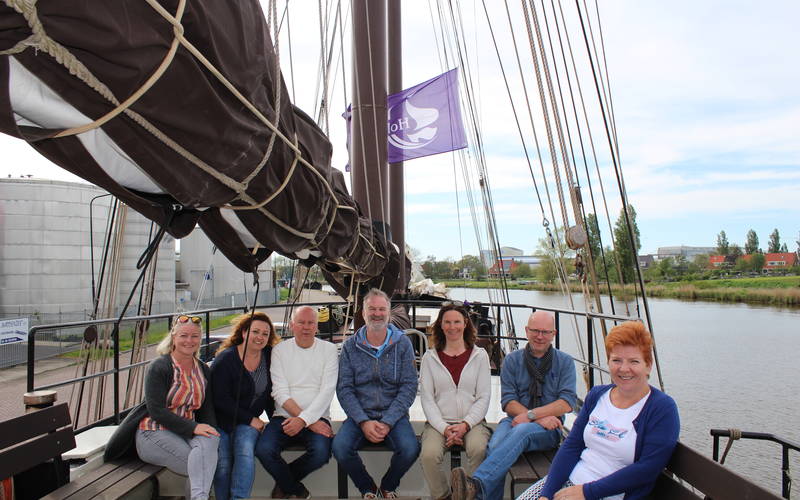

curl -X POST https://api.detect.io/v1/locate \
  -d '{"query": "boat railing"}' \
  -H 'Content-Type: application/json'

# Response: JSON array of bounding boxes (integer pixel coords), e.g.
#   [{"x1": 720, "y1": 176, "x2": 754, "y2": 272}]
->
[
  {"x1": 711, "y1": 428, "x2": 799, "y2": 499},
  {"x1": 26, "y1": 298, "x2": 637, "y2": 433}
]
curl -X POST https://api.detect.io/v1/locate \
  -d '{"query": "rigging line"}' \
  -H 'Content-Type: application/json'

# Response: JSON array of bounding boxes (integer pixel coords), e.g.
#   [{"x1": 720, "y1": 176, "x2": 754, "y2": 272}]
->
[
  {"x1": 92, "y1": 197, "x2": 119, "y2": 319},
  {"x1": 574, "y1": 0, "x2": 662, "y2": 390},
  {"x1": 449, "y1": 2, "x2": 514, "y2": 318},
  {"x1": 362, "y1": 0, "x2": 388, "y2": 231},
  {"x1": 523, "y1": 0, "x2": 574, "y2": 231},
  {"x1": 585, "y1": 0, "x2": 620, "y2": 161},
  {"x1": 194, "y1": 246, "x2": 218, "y2": 311},
  {"x1": 569, "y1": 0, "x2": 632, "y2": 310},
  {"x1": 286, "y1": 1, "x2": 296, "y2": 103},
  {"x1": 450, "y1": 9, "x2": 513, "y2": 331},
  {"x1": 337, "y1": 1, "x2": 349, "y2": 128},
  {"x1": 540, "y1": 0, "x2": 610, "y2": 319},
  {"x1": 553, "y1": 0, "x2": 620, "y2": 312},
  {"x1": 491, "y1": 0, "x2": 550, "y2": 223}
]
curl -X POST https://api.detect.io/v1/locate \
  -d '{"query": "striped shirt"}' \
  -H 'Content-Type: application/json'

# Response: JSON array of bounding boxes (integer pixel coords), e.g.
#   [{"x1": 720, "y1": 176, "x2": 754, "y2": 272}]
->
[{"x1": 139, "y1": 356, "x2": 207, "y2": 431}]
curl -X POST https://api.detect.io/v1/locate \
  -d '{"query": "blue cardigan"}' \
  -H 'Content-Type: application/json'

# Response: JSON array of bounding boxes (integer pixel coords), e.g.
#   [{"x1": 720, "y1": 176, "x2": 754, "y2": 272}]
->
[
  {"x1": 211, "y1": 345, "x2": 275, "y2": 433},
  {"x1": 541, "y1": 384, "x2": 679, "y2": 500}
]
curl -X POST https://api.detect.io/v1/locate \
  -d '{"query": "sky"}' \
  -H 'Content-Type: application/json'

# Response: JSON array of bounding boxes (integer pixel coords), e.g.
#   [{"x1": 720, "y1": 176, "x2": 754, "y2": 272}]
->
[{"x1": 2, "y1": 1, "x2": 799, "y2": 261}]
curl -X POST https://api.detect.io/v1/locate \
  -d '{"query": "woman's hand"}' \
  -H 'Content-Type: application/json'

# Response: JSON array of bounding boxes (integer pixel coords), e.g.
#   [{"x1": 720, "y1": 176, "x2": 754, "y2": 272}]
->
[
  {"x1": 553, "y1": 484, "x2": 584, "y2": 500},
  {"x1": 250, "y1": 417, "x2": 266, "y2": 432},
  {"x1": 193, "y1": 423, "x2": 220, "y2": 437}
]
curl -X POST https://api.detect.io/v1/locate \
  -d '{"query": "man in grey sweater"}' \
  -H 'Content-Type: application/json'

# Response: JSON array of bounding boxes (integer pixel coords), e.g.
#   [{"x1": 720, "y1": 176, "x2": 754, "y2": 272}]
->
[{"x1": 332, "y1": 289, "x2": 420, "y2": 499}]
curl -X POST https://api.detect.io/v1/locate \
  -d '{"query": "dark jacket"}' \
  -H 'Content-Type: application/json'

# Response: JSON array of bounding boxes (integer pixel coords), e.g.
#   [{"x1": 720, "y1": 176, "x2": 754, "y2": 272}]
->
[
  {"x1": 104, "y1": 354, "x2": 216, "y2": 461},
  {"x1": 541, "y1": 384, "x2": 680, "y2": 500},
  {"x1": 211, "y1": 345, "x2": 275, "y2": 432}
]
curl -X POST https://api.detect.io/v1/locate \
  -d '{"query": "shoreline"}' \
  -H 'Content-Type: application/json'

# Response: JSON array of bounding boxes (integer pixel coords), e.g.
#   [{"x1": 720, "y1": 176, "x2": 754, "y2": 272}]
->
[{"x1": 441, "y1": 277, "x2": 800, "y2": 307}]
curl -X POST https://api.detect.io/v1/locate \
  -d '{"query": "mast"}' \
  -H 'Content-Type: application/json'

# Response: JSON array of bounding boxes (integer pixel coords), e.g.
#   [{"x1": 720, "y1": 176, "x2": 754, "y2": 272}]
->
[
  {"x1": 388, "y1": 0, "x2": 406, "y2": 293},
  {"x1": 351, "y1": 0, "x2": 388, "y2": 234}
]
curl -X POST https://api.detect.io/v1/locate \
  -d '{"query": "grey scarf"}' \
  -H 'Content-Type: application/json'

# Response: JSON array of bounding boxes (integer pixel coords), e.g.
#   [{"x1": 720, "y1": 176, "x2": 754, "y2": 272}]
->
[{"x1": 524, "y1": 344, "x2": 553, "y2": 409}]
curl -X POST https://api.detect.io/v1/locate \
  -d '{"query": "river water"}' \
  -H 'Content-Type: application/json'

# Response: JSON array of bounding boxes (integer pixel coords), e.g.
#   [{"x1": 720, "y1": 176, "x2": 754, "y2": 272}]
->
[{"x1": 449, "y1": 287, "x2": 800, "y2": 495}]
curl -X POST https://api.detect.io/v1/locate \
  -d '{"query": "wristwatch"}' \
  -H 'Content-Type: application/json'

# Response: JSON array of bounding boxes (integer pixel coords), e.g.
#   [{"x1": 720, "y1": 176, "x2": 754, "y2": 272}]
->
[{"x1": 526, "y1": 408, "x2": 536, "y2": 420}]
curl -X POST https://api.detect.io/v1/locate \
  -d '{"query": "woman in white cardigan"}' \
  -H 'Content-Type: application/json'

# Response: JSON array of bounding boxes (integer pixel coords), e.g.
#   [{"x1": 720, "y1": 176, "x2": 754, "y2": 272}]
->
[{"x1": 420, "y1": 303, "x2": 492, "y2": 500}]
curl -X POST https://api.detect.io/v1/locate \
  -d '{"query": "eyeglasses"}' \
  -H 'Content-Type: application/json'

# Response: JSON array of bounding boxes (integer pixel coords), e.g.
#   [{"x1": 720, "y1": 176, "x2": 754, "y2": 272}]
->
[
  {"x1": 176, "y1": 315, "x2": 202, "y2": 324},
  {"x1": 525, "y1": 327, "x2": 554, "y2": 337}
]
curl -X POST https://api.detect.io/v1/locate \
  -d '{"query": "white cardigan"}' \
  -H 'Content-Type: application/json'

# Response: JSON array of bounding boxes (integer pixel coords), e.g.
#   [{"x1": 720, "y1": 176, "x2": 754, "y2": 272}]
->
[{"x1": 419, "y1": 346, "x2": 491, "y2": 434}]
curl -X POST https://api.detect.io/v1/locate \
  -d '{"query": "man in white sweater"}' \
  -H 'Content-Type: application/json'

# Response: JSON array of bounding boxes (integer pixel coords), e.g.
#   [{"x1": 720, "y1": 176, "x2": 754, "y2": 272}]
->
[{"x1": 255, "y1": 306, "x2": 339, "y2": 498}]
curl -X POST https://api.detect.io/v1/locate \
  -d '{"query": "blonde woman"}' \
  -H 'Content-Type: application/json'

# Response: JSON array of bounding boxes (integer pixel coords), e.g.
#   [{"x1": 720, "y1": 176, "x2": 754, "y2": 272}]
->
[{"x1": 104, "y1": 315, "x2": 219, "y2": 500}]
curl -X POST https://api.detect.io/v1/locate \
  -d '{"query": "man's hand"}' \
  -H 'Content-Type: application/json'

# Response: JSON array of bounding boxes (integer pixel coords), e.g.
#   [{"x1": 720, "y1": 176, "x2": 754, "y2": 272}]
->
[
  {"x1": 554, "y1": 484, "x2": 584, "y2": 500},
  {"x1": 308, "y1": 420, "x2": 334, "y2": 438},
  {"x1": 511, "y1": 411, "x2": 533, "y2": 427},
  {"x1": 360, "y1": 420, "x2": 388, "y2": 443},
  {"x1": 534, "y1": 415, "x2": 562, "y2": 430},
  {"x1": 250, "y1": 417, "x2": 266, "y2": 432},
  {"x1": 281, "y1": 416, "x2": 306, "y2": 437}
]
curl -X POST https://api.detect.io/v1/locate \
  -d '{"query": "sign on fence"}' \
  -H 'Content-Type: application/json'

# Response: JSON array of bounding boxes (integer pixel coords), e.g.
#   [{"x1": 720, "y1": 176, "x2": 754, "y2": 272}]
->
[{"x1": 1, "y1": 317, "x2": 29, "y2": 344}]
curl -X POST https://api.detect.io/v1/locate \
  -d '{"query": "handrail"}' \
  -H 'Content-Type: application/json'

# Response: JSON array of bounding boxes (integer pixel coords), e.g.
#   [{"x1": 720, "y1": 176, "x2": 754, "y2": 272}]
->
[
  {"x1": 26, "y1": 298, "x2": 634, "y2": 428},
  {"x1": 711, "y1": 429, "x2": 799, "y2": 499}
]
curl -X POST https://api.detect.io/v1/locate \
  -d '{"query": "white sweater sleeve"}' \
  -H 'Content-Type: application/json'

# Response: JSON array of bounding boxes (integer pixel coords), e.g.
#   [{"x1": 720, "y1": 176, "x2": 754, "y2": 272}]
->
[
  {"x1": 420, "y1": 351, "x2": 448, "y2": 434},
  {"x1": 270, "y1": 342, "x2": 292, "y2": 410},
  {"x1": 462, "y1": 348, "x2": 491, "y2": 428},
  {"x1": 297, "y1": 341, "x2": 339, "y2": 425}
]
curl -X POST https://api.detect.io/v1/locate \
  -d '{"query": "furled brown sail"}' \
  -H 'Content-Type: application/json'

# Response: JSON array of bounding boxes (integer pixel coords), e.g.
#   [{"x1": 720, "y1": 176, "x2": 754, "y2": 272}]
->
[{"x1": 0, "y1": 0, "x2": 399, "y2": 295}]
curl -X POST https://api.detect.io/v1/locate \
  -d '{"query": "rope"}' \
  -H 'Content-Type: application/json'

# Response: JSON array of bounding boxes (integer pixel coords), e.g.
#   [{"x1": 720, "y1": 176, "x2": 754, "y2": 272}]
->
[{"x1": 719, "y1": 428, "x2": 742, "y2": 465}]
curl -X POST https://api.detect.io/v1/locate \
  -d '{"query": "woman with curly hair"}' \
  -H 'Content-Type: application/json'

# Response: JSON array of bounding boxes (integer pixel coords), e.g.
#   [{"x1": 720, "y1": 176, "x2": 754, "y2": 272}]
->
[{"x1": 211, "y1": 312, "x2": 280, "y2": 500}]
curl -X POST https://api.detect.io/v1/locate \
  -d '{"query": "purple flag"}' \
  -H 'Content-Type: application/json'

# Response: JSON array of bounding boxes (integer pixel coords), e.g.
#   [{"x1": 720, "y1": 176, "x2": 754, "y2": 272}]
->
[
  {"x1": 387, "y1": 68, "x2": 467, "y2": 162},
  {"x1": 342, "y1": 68, "x2": 467, "y2": 167}
]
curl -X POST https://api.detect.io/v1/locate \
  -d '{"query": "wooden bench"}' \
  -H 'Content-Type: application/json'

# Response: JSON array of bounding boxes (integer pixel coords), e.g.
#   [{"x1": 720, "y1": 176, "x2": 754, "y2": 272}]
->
[
  {"x1": 334, "y1": 437, "x2": 461, "y2": 498},
  {"x1": 508, "y1": 449, "x2": 556, "y2": 498},
  {"x1": 508, "y1": 442, "x2": 783, "y2": 500},
  {"x1": 42, "y1": 456, "x2": 163, "y2": 500},
  {"x1": 0, "y1": 403, "x2": 76, "y2": 498},
  {"x1": 648, "y1": 442, "x2": 782, "y2": 500}
]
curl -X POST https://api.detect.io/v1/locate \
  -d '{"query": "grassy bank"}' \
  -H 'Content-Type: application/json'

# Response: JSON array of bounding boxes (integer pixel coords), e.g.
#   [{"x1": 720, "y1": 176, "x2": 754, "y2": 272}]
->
[
  {"x1": 441, "y1": 276, "x2": 800, "y2": 307},
  {"x1": 61, "y1": 312, "x2": 241, "y2": 359}
]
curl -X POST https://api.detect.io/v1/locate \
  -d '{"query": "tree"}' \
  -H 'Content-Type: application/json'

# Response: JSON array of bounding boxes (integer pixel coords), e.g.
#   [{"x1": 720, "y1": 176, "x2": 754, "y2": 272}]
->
[
  {"x1": 512, "y1": 263, "x2": 533, "y2": 278},
  {"x1": 730, "y1": 244, "x2": 743, "y2": 260},
  {"x1": 716, "y1": 231, "x2": 730, "y2": 256},
  {"x1": 780, "y1": 243, "x2": 789, "y2": 253},
  {"x1": 768, "y1": 229, "x2": 781, "y2": 253},
  {"x1": 455, "y1": 254, "x2": 486, "y2": 279},
  {"x1": 585, "y1": 213, "x2": 602, "y2": 260},
  {"x1": 612, "y1": 205, "x2": 641, "y2": 283},
  {"x1": 534, "y1": 227, "x2": 575, "y2": 284},
  {"x1": 750, "y1": 253, "x2": 766, "y2": 273},
  {"x1": 655, "y1": 257, "x2": 675, "y2": 279},
  {"x1": 692, "y1": 254, "x2": 710, "y2": 272},
  {"x1": 745, "y1": 229, "x2": 759, "y2": 254}
]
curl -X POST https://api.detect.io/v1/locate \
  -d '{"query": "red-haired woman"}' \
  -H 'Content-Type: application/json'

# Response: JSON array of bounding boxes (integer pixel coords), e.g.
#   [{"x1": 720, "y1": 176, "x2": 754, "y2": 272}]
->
[
  {"x1": 211, "y1": 312, "x2": 280, "y2": 500},
  {"x1": 518, "y1": 321, "x2": 679, "y2": 500}
]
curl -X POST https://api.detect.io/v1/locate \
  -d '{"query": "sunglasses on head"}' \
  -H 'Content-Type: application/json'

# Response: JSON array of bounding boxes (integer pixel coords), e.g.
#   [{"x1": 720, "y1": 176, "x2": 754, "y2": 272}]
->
[
  {"x1": 442, "y1": 300, "x2": 467, "y2": 308},
  {"x1": 176, "y1": 315, "x2": 202, "y2": 324}
]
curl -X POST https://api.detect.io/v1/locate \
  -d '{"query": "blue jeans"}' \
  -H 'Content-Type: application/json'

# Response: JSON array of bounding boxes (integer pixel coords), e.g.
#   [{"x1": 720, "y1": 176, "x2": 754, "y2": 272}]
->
[
  {"x1": 255, "y1": 417, "x2": 333, "y2": 495},
  {"x1": 214, "y1": 424, "x2": 260, "y2": 500},
  {"x1": 332, "y1": 417, "x2": 421, "y2": 494},
  {"x1": 472, "y1": 417, "x2": 560, "y2": 500}
]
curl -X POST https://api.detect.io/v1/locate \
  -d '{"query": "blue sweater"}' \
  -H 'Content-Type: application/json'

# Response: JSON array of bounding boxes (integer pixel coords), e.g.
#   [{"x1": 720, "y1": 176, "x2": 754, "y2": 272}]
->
[
  {"x1": 336, "y1": 324, "x2": 417, "y2": 427},
  {"x1": 211, "y1": 346, "x2": 275, "y2": 433},
  {"x1": 500, "y1": 346, "x2": 577, "y2": 415},
  {"x1": 541, "y1": 384, "x2": 680, "y2": 500}
]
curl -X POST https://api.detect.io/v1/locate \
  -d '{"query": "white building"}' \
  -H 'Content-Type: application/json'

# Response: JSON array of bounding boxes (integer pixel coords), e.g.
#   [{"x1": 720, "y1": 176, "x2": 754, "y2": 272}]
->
[
  {"x1": 0, "y1": 178, "x2": 175, "y2": 324},
  {"x1": 177, "y1": 226, "x2": 276, "y2": 310}
]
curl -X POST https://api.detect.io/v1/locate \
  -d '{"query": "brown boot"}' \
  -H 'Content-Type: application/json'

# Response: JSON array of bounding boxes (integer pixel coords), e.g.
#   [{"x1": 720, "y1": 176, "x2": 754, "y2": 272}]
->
[{"x1": 450, "y1": 467, "x2": 478, "y2": 500}]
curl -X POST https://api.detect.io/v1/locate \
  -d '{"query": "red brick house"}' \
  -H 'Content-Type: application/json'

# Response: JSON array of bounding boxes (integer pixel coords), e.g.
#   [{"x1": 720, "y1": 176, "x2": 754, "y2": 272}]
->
[{"x1": 763, "y1": 252, "x2": 796, "y2": 270}]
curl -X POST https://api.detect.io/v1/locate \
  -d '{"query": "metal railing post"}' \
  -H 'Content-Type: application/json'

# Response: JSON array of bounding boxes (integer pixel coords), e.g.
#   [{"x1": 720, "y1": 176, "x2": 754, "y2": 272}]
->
[
  {"x1": 586, "y1": 316, "x2": 594, "y2": 388},
  {"x1": 27, "y1": 326, "x2": 36, "y2": 392},
  {"x1": 204, "y1": 312, "x2": 211, "y2": 360},
  {"x1": 782, "y1": 445, "x2": 790, "y2": 499},
  {"x1": 112, "y1": 322, "x2": 120, "y2": 424},
  {"x1": 555, "y1": 311, "x2": 560, "y2": 349}
]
